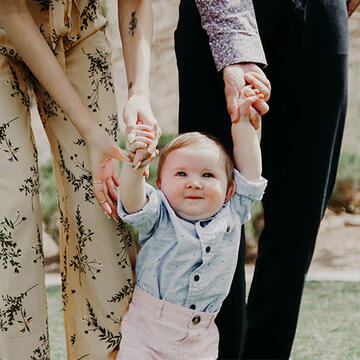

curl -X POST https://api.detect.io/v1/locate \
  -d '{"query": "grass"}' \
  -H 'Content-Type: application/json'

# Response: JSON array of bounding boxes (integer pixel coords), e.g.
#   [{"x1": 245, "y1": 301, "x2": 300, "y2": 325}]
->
[
  {"x1": 292, "y1": 282, "x2": 360, "y2": 360},
  {"x1": 47, "y1": 286, "x2": 67, "y2": 359},
  {"x1": 47, "y1": 281, "x2": 360, "y2": 360}
]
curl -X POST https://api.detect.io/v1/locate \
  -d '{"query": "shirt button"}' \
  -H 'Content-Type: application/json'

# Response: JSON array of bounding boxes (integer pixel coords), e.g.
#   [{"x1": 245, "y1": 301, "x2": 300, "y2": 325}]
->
[
  {"x1": 192, "y1": 315, "x2": 201, "y2": 325},
  {"x1": 194, "y1": 275, "x2": 200, "y2": 281},
  {"x1": 190, "y1": 304, "x2": 196, "y2": 310},
  {"x1": 226, "y1": 226, "x2": 230, "y2": 232},
  {"x1": 205, "y1": 246, "x2": 211, "y2": 253}
]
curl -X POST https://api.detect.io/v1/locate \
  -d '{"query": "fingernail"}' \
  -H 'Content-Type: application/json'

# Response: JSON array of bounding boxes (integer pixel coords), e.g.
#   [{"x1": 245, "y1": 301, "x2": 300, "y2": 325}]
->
[
  {"x1": 134, "y1": 161, "x2": 141, "y2": 170},
  {"x1": 104, "y1": 211, "x2": 111, "y2": 219},
  {"x1": 105, "y1": 203, "x2": 112, "y2": 215},
  {"x1": 112, "y1": 215, "x2": 119, "y2": 223}
]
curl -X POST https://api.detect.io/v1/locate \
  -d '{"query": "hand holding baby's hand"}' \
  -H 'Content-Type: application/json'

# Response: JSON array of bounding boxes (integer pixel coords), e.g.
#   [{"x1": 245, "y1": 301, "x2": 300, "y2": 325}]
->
[
  {"x1": 235, "y1": 85, "x2": 264, "y2": 129},
  {"x1": 125, "y1": 123, "x2": 159, "y2": 171}
]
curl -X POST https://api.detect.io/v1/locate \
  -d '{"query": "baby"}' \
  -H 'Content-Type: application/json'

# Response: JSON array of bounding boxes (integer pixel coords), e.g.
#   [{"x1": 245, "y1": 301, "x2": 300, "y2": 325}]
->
[{"x1": 117, "y1": 86, "x2": 267, "y2": 359}]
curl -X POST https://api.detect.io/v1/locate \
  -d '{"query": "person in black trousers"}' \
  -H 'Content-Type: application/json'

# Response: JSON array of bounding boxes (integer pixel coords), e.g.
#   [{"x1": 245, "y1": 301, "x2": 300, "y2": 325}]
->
[{"x1": 175, "y1": 0, "x2": 356, "y2": 359}]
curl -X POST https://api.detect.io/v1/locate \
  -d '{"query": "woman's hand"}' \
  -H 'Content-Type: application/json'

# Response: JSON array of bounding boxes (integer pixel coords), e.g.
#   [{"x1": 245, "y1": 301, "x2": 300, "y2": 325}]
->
[
  {"x1": 223, "y1": 63, "x2": 271, "y2": 129},
  {"x1": 85, "y1": 130, "x2": 130, "y2": 219},
  {"x1": 123, "y1": 94, "x2": 161, "y2": 166}
]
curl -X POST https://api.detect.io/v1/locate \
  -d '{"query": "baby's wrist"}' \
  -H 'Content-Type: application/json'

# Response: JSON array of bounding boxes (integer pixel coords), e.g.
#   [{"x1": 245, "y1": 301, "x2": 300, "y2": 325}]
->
[{"x1": 232, "y1": 116, "x2": 251, "y2": 126}]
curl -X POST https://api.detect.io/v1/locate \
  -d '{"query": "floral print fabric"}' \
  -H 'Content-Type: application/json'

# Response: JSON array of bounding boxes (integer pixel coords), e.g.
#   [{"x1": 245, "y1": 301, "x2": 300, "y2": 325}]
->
[{"x1": 0, "y1": 1, "x2": 135, "y2": 359}]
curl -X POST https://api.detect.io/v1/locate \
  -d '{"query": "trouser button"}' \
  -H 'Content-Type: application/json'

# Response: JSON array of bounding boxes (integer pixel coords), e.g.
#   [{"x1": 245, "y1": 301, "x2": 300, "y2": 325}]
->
[{"x1": 192, "y1": 315, "x2": 201, "y2": 325}]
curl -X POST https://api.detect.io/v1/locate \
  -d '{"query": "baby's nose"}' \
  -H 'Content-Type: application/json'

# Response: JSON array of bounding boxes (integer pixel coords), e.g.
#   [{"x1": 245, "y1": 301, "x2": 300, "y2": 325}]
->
[{"x1": 186, "y1": 178, "x2": 202, "y2": 188}]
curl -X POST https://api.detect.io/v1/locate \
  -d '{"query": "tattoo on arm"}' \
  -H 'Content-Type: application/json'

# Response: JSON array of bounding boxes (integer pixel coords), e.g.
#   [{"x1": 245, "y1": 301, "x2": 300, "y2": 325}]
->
[
  {"x1": 129, "y1": 11, "x2": 138, "y2": 36},
  {"x1": 128, "y1": 81, "x2": 133, "y2": 91}
]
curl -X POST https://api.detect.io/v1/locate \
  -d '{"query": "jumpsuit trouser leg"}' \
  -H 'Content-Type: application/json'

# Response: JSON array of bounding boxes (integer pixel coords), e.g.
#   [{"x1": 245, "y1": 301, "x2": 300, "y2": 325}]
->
[
  {"x1": 0, "y1": 21, "x2": 136, "y2": 360},
  {"x1": 0, "y1": 58, "x2": 49, "y2": 360}
]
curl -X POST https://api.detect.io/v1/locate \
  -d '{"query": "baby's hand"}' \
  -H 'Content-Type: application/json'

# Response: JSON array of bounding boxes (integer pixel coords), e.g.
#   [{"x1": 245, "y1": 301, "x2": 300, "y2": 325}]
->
[
  {"x1": 125, "y1": 124, "x2": 158, "y2": 170},
  {"x1": 235, "y1": 85, "x2": 264, "y2": 129}
]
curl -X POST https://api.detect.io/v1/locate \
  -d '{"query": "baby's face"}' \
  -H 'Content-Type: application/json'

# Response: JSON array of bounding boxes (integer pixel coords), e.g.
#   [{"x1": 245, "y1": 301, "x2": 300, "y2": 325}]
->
[{"x1": 156, "y1": 144, "x2": 233, "y2": 221}]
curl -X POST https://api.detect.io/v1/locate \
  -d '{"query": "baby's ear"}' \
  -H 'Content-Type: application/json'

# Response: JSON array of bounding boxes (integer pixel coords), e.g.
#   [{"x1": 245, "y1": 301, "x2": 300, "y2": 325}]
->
[
  {"x1": 225, "y1": 180, "x2": 235, "y2": 202},
  {"x1": 155, "y1": 178, "x2": 161, "y2": 190}
]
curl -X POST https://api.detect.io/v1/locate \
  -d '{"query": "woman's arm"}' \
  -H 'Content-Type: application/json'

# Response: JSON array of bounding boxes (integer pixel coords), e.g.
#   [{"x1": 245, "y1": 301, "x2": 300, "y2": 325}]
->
[
  {"x1": 118, "y1": 0, "x2": 161, "y2": 165},
  {"x1": 0, "y1": 0, "x2": 128, "y2": 217},
  {"x1": 0, "y1": 1, "x2": 98, "y2": 138}
]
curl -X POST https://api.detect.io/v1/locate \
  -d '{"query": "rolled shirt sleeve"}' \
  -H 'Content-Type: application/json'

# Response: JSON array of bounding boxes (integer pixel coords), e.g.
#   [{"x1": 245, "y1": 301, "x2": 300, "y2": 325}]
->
[
  {"x1": 117, "y1": 183, "x2": 162, "y2": 246},
  {"x1": 195, "y1": 0, "x2": 267, "y2": 71},
  {"x1": 231, "y1": 169, "x2": 267, "y2": 224}
]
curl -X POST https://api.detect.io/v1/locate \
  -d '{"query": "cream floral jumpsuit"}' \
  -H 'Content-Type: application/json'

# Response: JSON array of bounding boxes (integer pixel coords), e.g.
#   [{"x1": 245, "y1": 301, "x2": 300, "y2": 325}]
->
[{"x1": 0, "y1": 1, "x2": 135, "y2": 359}]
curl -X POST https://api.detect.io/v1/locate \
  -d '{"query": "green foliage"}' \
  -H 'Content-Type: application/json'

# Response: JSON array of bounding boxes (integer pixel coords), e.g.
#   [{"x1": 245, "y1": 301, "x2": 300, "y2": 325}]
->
[
  {"x1": 39, "y1": 161, "x2": 59, "y2": 244},
  {"x1": 335, "y1": 152, "x2": 360, "y2": 185}
]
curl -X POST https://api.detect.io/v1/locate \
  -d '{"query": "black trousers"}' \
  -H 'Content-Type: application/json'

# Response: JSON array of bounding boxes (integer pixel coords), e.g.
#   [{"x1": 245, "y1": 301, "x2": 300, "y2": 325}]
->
[{"x1": 175, "y1": 0, "x2": 348, "y2": 359}]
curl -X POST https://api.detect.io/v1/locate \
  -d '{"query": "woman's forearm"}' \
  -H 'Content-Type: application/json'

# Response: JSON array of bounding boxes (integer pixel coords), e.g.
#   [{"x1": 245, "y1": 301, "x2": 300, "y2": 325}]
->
[
  {"x1": 0, "y1": 0, "x2": 98, "y2": 140},
  {"x1": 118, "y1": 0, "x2": 153, "y2": 99}
]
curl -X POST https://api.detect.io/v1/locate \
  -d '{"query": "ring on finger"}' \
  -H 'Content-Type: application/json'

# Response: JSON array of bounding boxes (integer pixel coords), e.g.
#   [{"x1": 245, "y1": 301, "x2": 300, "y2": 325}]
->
[
  {"x1": 92, "y1": 180, "x2": 103, "y2": 185},
  {"x1": 99, "y1": 200, "x2": 107, "y2": 204}
]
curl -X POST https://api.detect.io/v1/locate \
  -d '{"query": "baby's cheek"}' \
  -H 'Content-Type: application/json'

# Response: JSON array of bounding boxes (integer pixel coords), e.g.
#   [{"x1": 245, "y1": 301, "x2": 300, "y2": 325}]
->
[{"x1": 208, "y1": 186, "x2": 225, "y2": 205}]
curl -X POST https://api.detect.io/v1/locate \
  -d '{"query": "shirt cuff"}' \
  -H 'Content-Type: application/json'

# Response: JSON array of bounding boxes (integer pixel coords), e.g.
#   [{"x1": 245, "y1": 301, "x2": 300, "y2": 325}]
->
[
  {"x1": 117, "y1": 183, "x2": 160, "y2": 231},
  {"x1": 233, "y1": 169, "x2": 267, "y2": 201},
  {"x1": 209, "y1": 34, "x2": 267, "y2": 71}
]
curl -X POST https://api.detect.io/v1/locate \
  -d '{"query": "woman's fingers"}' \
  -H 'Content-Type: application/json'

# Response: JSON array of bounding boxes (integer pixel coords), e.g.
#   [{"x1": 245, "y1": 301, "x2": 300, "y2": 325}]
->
[
  {"x1": 109, "y1": 145, "x2": 131, "y2": 163},
  {"x1": 105, "y1": 192, "x2": 119, "y2": 220},
  {"x1": 106, "y1": 177, "x2": 118, "y2": 203},
  {"x1": 93, "y1": 182, "x2": 112, "y2": 215},
  {"x1": 244, "y1": 72, "x2": 271, "y2": 101},
  {"x1": 112, "y1": 173, "x2": 120, "y2": 187}
]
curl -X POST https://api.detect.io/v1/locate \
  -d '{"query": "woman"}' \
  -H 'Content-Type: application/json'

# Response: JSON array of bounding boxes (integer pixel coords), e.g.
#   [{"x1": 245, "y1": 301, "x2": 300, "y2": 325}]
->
[{"x1": 0, "y1": 0, "x2": 158, "y2": 358}]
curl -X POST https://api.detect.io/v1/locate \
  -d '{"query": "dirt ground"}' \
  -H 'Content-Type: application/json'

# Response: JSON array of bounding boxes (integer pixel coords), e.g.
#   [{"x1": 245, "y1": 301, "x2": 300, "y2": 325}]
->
[{"x1": 309, "y1": 210, "x2": 360, "y2": 272}]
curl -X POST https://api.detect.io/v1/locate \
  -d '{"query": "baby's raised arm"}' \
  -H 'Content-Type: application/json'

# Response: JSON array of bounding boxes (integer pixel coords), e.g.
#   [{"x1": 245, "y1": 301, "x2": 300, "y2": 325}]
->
[
  {"x1": 119, "y1": 125, "x2": 157, "y2": 213},
  {"x1": 231, "y1": 86, "x2": 263, "y2": 181}
]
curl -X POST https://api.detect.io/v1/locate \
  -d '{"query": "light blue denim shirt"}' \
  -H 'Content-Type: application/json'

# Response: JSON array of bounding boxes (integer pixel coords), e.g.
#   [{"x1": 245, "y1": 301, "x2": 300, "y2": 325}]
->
[{"x1": 118, "y1": 169, "x2": 267, "y2": 313}]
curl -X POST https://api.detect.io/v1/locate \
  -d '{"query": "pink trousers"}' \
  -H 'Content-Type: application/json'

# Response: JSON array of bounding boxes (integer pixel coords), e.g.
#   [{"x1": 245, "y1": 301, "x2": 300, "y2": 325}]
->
[{"x1": 117, "y1": 286, "x2": 219, "y2": 360}]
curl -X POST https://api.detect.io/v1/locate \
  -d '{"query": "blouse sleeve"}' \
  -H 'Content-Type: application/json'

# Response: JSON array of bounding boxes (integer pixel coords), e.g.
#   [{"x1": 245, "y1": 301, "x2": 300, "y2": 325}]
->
[{"x1": 195, "y1": 0, "x2": 267, "y2": 71}]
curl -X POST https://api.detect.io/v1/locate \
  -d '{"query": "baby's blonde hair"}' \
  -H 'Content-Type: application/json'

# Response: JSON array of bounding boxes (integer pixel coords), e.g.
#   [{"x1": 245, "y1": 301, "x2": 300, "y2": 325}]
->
[{"x1": 157, "y1": 132, "x2": 234, "y2": 186}]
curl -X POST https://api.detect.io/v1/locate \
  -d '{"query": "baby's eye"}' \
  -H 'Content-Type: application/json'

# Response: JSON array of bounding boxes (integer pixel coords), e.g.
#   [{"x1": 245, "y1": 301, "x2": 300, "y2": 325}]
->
[
  {"x1": 176, "y1": 171, "x2": 186, "y2": 177},
  {"x1": 203, "y1": 172, "x2": 214, "y2": 178}
]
